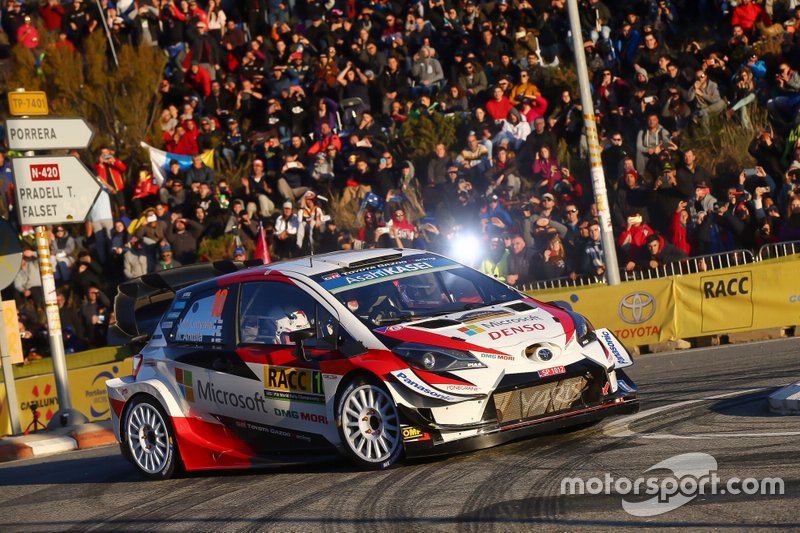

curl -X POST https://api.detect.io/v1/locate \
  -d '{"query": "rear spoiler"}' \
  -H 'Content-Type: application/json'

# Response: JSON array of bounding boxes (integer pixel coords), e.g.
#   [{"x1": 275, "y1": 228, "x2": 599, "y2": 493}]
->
[{"x1": 110, "y1": 259, "x2": 262, "y2": 343}]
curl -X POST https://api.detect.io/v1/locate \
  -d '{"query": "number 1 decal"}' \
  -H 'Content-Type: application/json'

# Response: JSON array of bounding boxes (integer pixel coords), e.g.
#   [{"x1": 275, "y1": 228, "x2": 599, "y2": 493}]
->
[{"x1": 211, "y1": 288, "x2": 228, "y2": 318}]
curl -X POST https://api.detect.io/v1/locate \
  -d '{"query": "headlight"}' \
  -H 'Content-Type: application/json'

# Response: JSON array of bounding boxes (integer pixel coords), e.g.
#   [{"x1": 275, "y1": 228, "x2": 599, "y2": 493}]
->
[
  {"x1": 393, "y1": 342, "x2": 487, "y2": 371},
  {"x1": 565, "y1": 310, "x2": 596, "y2": 346}
]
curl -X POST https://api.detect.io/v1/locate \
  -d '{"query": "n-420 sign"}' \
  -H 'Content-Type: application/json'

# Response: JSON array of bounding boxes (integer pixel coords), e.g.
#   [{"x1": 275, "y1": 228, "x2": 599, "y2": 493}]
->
[{"x1": 12, "y1": 156, "x2": 102, "y2": 226}]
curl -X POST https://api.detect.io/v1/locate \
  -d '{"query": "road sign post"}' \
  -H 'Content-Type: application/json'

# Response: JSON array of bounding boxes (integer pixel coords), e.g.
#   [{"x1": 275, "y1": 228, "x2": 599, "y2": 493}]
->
[
  {"x1": 6, "y1": 118, "x2": 93, "y2": 151},
  {"x1": 11, "y1": 149, "x2": 101, "y2": 428}
]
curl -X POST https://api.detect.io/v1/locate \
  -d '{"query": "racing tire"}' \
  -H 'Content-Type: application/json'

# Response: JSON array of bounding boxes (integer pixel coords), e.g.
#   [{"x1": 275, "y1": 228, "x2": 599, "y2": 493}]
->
[
  {"x1": 123, "y1": 396, "x2": 181, "y2": 480},
  {"x1": 336, "y1": 378, "x2": 403, "y2": 470}
]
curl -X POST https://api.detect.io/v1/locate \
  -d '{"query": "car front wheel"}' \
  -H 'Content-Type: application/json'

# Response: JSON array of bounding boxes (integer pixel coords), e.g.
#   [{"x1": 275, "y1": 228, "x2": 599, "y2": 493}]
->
[
  {"x1": 337, "y1": 378, "x2": 402, "y2": 469},
  {"x1": 124, "y1": 396, "x2": 180, "y2": 479}
]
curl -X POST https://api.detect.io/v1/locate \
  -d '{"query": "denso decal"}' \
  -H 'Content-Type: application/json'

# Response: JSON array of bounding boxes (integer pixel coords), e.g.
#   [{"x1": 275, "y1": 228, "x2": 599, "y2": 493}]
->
[
  {"x1": 479, "y1": 314, "x2": 544, "y2": 328},
  {"x1": 538, "y1": 366, "x2": 566, "y2": 377},
  {"x1": 392, "y1": 370, "x2": 458, "y2": 401},
  {"x1": 264, "y1": 366, "x2": 325, "y2": 403},
  {"x1": 488, "y1": 322, "x2": 546, "y2": 340}
]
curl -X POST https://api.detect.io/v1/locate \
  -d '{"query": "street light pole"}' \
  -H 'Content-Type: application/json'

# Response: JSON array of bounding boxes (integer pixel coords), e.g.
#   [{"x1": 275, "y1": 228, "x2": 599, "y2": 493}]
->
[{"x1": 565, "y1": 0, "x2": 621, "y2": 285}]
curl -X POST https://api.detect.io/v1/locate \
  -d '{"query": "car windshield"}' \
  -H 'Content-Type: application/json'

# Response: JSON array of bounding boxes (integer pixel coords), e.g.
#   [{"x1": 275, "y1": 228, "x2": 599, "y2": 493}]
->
[{"x1": 317, "y1": 255, "x2": 519, "y2": 327}]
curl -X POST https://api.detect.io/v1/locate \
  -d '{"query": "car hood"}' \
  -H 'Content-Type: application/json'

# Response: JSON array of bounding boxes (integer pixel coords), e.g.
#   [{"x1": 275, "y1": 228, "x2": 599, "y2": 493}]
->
[{"x1": 374, "y1": 300, "x2": 577, "y2": 356}]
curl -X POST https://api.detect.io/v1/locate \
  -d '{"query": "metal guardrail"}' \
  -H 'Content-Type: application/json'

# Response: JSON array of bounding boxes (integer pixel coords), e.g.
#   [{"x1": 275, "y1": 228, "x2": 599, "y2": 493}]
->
[
  {"x1": 757, "y1": 240, "x2": 800, "y2": 260},
  {"x1": 522, "y1": 249, "x2": 761, "y2": 291},
  {"x1": 523, "y1": 241, "x2": 800, "y2": 292},
  {"x1": 622, "y1": 250, "x2": 756, "y2": 281},
  {"x1": 522, "y1": 275, "x2": 604, "y2": 292}
]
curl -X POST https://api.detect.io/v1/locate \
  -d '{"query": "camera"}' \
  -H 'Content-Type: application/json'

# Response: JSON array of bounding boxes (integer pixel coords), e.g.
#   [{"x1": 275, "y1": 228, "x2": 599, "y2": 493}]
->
[{"x1": 743, "y1": 168, "x2": 757, "y2": 178}]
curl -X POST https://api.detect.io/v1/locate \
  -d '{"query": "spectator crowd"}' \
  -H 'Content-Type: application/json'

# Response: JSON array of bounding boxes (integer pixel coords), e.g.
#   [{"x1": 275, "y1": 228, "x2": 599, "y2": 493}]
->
[{"x1": 4, "y1": 0, "x2": 800, "y2": 359}]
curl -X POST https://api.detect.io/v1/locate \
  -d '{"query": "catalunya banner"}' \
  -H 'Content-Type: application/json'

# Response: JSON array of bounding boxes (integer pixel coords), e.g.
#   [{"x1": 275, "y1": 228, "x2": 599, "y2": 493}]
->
[
  {"x1": 0, "y1": 358, "x2": 133, "y2": 437},
  {"x1": 140, "y1": 142, "x2": 214, "y2": 186}
]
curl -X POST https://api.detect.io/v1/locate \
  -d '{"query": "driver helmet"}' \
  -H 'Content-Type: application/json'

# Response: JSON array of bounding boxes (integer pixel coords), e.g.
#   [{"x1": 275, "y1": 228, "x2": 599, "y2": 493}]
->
[{"x1": 274, "y1": 310, "x2": 311, "y2": 344}]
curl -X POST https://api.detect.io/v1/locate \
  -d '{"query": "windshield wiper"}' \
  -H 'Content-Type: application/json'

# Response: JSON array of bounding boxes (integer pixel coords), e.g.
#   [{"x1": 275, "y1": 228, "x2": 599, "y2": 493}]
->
[{"x1": 371, "y1": 313, "x2": 414, "y2": 325}]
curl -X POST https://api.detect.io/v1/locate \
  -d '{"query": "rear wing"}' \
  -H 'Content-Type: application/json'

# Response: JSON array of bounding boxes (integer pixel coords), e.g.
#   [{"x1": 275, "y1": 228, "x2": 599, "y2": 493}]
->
[{"x1": 110, "y1": 260, "x2": 262, "y2": 344}]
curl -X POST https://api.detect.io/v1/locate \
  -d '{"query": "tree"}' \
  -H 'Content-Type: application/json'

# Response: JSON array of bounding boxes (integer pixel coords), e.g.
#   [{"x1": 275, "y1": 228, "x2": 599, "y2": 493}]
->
[{"x1": 4, "y1": 31, "x2": 166, "y2": 161}]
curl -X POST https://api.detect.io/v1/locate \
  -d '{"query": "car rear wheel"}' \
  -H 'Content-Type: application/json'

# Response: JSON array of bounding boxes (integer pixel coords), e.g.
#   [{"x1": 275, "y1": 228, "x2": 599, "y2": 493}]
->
[
  {"x1": 124, "y1": 396, "x2": 180, "y2": 479},
  {"x1": 337, "y1": 378, "x2": 402, "y2": 469}
]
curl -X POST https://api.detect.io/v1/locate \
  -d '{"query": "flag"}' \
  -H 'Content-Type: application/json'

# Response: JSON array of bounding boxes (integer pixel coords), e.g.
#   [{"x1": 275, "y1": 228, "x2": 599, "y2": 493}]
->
[
  {"x1": 116, "y1": 0, "x2": 136, "y2": 21},
  {"x1": 140, "y1": 142, "x2": 214, "y2": 186},
  {"x1": 254, "y1": 220, "x2": 271, "y2": 265}
]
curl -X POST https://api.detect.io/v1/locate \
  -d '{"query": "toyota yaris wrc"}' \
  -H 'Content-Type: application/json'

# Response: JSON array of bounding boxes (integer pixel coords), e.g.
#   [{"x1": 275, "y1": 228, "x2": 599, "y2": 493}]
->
[{"x1": 107, "y1": 249, "x2": 638, "y2": 478}]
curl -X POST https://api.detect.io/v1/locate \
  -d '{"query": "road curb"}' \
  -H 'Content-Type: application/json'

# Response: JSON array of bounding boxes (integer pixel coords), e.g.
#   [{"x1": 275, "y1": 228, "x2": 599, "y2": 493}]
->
[
  {"x1": 0, "y1": 421, "x2": 117, "y2": 463},
  {"x1": 768, "y1": 382, "x2": 800, "y2": 415},
  {"x1": 70, "y1": 427, "x2": 118, "y2": 450},
  {"x1": 0, "y1": 441, "x2": 33, "y2": 462}
]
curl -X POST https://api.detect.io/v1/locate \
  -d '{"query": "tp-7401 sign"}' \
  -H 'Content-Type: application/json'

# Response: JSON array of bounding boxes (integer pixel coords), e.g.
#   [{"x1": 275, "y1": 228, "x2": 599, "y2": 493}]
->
[{"x1": 12, "y1": 156, "x2": 102, "y2": 226}]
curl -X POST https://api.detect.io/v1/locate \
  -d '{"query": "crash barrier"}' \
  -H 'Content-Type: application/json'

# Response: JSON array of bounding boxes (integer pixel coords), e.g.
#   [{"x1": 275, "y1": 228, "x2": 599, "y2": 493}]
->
[
  {"x1": 526, "y1": 254, "x2": 800, "y2": 347},
  {"x1": 758, "y1": 240, "x2": 800, "y2": 260},
  {"x1": 621, "y1": 249, "x2": 756, "y2": 281},
  {"x1": 522, "y1": 242, "x2": 800, "y2": 291},
  {"x1": 0, "y1": 349, "x2": 132, "y2": 437}
]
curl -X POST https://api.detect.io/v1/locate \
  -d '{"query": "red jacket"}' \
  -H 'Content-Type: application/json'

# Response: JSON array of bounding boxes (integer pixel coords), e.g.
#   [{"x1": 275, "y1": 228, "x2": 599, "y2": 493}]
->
[
  {"x1": 133, "y1": 177, "x2": 159, "y2": 200},
  {"x1": 731, "y1": 3, "x2": 771, "y2": 33},
  {"x1": 306, "y1": 133, "x2": 343, "y2": 156},
  {"x1": 96, "y1": 159, "x2": 128, "y2": 192},
  {"x1": 186, "y1": 65, "x2": 212, "y2": 97},
  {"x1": 618, "y1": 222, "x2": 654, "y2": 262},
  {"x1": 669, "y1": 211, "x2": 692, "y2": 256},
  {"x1": 486, "y1": 97, "x2": 514, "y2": 122}
]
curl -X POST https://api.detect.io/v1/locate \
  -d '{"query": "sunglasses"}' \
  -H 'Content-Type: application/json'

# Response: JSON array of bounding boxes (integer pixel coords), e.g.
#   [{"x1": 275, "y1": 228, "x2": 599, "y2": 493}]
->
[{"x1": 566, "y1": 208, "x2": 578, "y2": 213}]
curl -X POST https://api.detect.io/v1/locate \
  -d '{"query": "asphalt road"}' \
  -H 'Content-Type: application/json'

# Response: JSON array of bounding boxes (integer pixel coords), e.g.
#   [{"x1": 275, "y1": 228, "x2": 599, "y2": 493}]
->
[{"x1": 2, "y1": 338, "x2": 800, "y2": 531}]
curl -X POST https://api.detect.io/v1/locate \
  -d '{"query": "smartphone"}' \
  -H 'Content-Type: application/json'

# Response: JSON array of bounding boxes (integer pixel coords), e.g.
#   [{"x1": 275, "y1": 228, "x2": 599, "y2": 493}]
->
[{"x1": 743, "y1": 168, "x2": 757, "y2": 178}]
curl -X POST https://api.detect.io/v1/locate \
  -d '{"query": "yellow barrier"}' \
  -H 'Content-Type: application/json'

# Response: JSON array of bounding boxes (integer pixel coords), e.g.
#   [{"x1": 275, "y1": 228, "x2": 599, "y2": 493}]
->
[
  {"x1": 674, "y1": 261, "x2": 800, "y2": 337},
  {"x1": 530, "y1": 277, "x2": 676, "y2": 345},
  {"x1": 527, "y1": 256, "x2": 800, "y2": 347},
  {"x1": 0, "y1": 358, "x2": 132, "y2": 436}
]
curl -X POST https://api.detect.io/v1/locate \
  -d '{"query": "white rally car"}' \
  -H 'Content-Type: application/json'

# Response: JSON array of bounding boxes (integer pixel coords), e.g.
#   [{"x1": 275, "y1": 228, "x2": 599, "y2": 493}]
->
[{"x1": 107, "y1": 249, "x2": 638, "y2": 478}]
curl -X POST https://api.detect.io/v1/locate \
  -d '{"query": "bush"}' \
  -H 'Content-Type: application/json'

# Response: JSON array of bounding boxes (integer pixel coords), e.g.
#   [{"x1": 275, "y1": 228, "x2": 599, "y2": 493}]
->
[
  {"x1": 3, "y1": 31, "x2": 166, "y2": 165},
  {"x1": 398, "y1": 113, "x2": 460, "y2": 159}
]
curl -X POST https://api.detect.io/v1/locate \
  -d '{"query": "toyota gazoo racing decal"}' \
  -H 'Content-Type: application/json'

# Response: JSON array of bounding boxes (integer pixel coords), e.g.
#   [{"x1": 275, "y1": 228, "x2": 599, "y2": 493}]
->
[{"x1": 596, "y1": 328, "x2": 633, "y2": 368}]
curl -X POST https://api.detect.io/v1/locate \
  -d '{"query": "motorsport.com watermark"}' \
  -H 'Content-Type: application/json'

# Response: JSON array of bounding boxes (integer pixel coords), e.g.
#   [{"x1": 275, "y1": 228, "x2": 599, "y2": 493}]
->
[{"x1": 560, "y1": 453, "x2": 784, "y2": 517}]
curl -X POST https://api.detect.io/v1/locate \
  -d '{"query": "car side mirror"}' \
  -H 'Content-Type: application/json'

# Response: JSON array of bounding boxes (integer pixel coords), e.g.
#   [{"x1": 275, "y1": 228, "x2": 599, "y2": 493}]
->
[{"x1": 289, "y1": 328, "x2": 316, "y2": 361}]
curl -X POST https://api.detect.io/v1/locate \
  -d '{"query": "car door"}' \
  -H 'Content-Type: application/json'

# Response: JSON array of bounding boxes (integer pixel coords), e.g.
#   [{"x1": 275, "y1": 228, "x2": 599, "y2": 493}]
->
[
  {"x1": 164, "y1": 284, "x2": 251, "y2": 451},
  {"x1": 226, "y1": 278, "x2": 342, "y2": 455}
]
